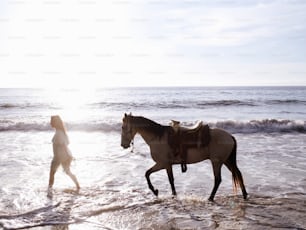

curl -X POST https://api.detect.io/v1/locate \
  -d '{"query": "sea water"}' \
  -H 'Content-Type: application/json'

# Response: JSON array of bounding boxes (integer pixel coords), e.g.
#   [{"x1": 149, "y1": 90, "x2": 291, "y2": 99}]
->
[{"x1": 0, "y1": 87, "x2": 305, "y2": 229}]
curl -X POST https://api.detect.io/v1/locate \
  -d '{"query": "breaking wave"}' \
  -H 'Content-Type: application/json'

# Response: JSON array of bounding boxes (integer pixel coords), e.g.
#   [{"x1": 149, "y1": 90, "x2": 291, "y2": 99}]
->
[
  {"x1": 212, "y1": 119, "x2": 306, "y2": 134},
  {"x1": 0, "y1": 119, "x2": 305, "y2": 134},
  {"x1": 0, "y1": 120, "x2": 121, "y2": 132}
]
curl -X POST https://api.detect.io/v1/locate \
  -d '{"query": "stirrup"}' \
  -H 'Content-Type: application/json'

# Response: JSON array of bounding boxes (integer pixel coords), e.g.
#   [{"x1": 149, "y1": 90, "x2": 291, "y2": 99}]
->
[{"x1": 181, "y1": 163, "x2": 187, "y2": 173}]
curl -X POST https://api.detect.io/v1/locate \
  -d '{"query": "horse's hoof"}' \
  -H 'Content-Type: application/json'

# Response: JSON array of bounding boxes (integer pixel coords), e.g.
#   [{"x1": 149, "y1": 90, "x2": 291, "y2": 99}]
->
[
  {"x1": 154, "y1": 189, "x2": 159, "y2": 196},
  {"x1": 208, "y1": 197, "x2": 214, "y2": 202}
]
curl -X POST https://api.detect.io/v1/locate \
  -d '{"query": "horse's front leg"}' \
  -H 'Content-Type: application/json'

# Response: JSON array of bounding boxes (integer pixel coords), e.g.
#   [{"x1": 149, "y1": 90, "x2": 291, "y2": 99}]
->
[
  {"x1": 209, "y1": 161, "x2": 222, "y2": 201},
  {"x1": 145, "y1": 163, "x2": 164, "y2": 196},
  {"x1": 166, "y1": 165, "x2": 177, "y2": 196}
]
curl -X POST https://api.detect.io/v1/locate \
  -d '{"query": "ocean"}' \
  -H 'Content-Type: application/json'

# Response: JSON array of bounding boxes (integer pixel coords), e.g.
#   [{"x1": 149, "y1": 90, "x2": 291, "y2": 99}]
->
[{"x1": 0, "y1": 87, "x2": 305, "y2": 229}]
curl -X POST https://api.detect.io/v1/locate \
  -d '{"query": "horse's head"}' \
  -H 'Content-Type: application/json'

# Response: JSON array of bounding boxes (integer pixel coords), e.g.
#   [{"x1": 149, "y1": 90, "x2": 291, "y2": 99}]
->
[{"x1": 121, "y1": 113, "x2": 136, "y2": 149}]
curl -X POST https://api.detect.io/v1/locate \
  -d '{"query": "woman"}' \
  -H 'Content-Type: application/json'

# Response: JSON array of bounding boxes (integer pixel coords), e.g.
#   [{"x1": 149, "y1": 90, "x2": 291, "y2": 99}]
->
[{"x1": 48, "y1": 115, "x2": 80, "y2": 191}]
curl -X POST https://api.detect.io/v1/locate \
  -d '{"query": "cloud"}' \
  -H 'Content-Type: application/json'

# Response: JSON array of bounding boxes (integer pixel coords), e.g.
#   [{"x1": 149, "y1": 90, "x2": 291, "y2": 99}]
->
[
  {"x1": 0, "y1": 0, "x2": 305, "y2": 87},
  {"x1": 135, "y1": 0, "x2": 306, "y2": 47}
]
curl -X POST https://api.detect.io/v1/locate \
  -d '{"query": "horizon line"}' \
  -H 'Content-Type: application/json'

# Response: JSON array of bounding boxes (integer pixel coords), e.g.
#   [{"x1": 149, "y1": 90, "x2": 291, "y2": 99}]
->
[{"x1": 0, "y1": 85, "x2": 306, "y2": 90}]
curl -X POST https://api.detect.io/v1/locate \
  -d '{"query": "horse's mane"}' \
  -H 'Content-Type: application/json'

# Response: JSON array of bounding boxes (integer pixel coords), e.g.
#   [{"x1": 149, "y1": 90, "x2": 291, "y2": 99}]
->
[{"x1": 131, "y1": 116, "x2": 168, "y2": 138}]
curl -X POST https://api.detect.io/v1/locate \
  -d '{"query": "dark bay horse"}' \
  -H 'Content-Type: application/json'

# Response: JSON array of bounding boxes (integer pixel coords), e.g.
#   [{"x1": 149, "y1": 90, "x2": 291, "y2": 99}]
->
[{"x1": 121, "y1": 113, "x2": 248, "y2": 201}]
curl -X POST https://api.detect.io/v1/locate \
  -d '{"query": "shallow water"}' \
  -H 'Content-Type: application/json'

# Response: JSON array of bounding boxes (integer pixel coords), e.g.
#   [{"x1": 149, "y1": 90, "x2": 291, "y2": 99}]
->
[{"x1": 0, "y1": 131, "x2": 305, "y2": 229}]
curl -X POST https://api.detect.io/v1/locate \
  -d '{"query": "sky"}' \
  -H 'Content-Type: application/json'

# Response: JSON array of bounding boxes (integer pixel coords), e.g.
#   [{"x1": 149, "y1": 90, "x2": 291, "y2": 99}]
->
[{"x1": 0, "y1": 0, "x2": 306, "y2": 88}]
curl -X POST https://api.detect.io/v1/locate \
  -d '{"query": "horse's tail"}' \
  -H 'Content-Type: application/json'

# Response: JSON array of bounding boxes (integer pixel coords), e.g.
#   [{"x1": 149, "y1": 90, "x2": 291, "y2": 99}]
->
[{"x1": 228, "y1": 136, "x2": 240, "y2": 194}]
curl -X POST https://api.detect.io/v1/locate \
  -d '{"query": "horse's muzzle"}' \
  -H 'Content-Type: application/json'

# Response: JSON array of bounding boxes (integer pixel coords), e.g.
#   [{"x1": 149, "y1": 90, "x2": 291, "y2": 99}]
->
[{"x1": 121, "y1": 143, "x2": 130, "y2": 149}]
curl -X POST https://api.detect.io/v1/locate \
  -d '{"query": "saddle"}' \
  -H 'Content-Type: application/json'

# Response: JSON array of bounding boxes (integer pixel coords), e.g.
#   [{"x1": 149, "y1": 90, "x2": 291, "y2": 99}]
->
[{"x1": 168, "y1": 120, "x2": 210, "y2": 173}]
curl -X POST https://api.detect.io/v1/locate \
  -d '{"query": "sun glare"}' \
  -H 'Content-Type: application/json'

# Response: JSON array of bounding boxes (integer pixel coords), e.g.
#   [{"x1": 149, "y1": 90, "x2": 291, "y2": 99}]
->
[{"x1": 44, "y1": 88, "x2": 97, "y2": 122}]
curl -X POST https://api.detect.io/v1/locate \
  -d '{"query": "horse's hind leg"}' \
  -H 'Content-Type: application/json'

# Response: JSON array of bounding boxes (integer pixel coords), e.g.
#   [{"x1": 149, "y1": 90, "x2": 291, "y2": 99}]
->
[
  {"x1": 209, "y1": 161, "x2": 222, "y2": 201},
  {"x1": 145, "y1": 164, "x2": 164, "y2": 196},
  {"x1": 235, "y1": 167, "x2": 247, "y2": 199},
  {"x1": 225, "y1": 161, "x2": 248, "y2": 199},
  {"x1": 234, "y1": 166, "x2": 247, "y2": 199},
  {"x1": 166, "y1": 166, "x2": 177, "y2": 196}
]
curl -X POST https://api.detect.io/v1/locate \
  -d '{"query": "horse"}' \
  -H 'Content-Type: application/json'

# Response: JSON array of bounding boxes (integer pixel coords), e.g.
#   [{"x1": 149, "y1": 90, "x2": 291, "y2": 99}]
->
[{"x1": 121, "y1": 113, "x2": 248, "y2": 201}]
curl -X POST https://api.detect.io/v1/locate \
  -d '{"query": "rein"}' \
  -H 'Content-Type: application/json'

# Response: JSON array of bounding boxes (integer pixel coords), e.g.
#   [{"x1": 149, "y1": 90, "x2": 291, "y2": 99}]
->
[
  {"x1": 126, "y1": 119, "x2": 135, "y2": 152},
  {"x1": 130, "y1": 138, "x2": 134, "y2": 152}
]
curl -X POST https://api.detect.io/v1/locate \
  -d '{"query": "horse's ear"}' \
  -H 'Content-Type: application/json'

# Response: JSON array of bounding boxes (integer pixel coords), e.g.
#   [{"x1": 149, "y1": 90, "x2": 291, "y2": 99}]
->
[
  {"x1": 129, "y1": 112, "x2": 132, "y2": 116},
  {"x1": 124, "y1": 113, "x2": 127, "y2": 117}
]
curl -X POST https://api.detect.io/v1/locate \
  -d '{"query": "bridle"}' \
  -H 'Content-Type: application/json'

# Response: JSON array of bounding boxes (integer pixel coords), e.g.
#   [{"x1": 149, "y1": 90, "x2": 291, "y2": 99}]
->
[{"x1": 123, "y1": 117, "x2": 135, "y2": 151}]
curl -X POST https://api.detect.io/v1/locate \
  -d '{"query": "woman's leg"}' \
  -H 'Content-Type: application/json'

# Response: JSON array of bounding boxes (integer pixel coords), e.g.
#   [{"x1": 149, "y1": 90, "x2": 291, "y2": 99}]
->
[
  {"x1": 63, "y1": 160, "x2": 80, "y2": 190},
  {"x1": 65, "y1": 167, "x2": 80, "y2": 190},
  {"x1": 48, "y1": 159, "x2": 60, "y2": 188}
]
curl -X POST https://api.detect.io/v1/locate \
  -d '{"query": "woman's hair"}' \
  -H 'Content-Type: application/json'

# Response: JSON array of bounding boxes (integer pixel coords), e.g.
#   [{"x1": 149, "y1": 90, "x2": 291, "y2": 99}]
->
[{"x1": 51, "y1": 115, "x2": 67, "y2": 134}]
